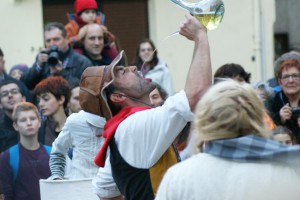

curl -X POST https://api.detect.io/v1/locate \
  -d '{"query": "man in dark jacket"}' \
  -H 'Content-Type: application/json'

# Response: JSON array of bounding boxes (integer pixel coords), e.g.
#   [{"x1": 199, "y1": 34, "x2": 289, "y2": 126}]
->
[
  {"x1": 21, "y1": 22, "x2": 92, "y2": 90},
  {"x1": 0, "y1": 80, "x2": 26, "y2": 152},
  {"x1": 0, "y1": 48, "x2": 31, "y2": 101}
]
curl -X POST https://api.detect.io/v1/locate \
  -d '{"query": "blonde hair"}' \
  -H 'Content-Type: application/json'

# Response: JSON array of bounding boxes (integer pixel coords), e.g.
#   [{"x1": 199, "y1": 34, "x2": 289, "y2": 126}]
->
[
  {"x1": 194, "y1": 80, "x2": 270, "y2": 152},
  {"x1": 12, "y1": 102, "x2": 40, "y2": 123}
]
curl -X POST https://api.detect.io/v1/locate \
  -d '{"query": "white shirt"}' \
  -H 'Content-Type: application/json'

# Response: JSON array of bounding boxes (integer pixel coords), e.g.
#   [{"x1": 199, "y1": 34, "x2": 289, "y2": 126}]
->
[
  {"x1": 51, "y1": 110, "x2": 105, "y2": 179},
  {"x1": 93, "y1": 91, "x2": 193, "y2": 197}
]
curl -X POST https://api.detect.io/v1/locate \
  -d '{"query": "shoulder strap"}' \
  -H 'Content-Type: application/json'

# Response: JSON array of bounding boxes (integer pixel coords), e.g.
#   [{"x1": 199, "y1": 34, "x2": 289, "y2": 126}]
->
[
  {"x1": 43, "y1": 145, "x2": 51, "y2": 155},
  {"x1": 98, "y1": 12, "x2": 105, "y2": 25},
  {"x1": 9, "y1": 144, "x2": 19, "y2": 182},
  {"x1": 9, "y1": 144, "x2": 51, "y2": 183}
]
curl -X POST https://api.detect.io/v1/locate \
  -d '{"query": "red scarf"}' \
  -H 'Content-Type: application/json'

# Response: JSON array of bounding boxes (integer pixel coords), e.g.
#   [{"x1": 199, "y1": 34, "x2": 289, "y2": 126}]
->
[{"x1": 94, "y1": 106, "x2": 151, "y2": 167}]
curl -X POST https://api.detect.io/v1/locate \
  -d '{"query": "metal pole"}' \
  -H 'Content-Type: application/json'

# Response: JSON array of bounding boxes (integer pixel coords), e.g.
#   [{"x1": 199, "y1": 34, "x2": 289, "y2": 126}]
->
[{"x1": 259, "y1": 0, "x2": 266, "y2": 81}]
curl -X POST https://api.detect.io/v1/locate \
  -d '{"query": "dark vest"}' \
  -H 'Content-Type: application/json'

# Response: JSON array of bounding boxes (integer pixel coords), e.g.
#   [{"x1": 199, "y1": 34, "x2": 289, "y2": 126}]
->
[{"x1": 109, "y1": 138, "x2": 179, "y2": 200}]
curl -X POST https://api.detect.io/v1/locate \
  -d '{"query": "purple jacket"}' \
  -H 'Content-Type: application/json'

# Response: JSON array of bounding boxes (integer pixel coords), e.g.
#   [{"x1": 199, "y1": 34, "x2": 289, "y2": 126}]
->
[{"x1": 0, "y1": 143, "x2": 51, "y2": 200}]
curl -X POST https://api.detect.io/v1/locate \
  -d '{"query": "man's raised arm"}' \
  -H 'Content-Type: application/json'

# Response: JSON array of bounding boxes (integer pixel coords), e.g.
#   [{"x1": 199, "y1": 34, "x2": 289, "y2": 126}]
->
[{"x1": 180, "y1": 14, "x2": 212, "y2": 112}]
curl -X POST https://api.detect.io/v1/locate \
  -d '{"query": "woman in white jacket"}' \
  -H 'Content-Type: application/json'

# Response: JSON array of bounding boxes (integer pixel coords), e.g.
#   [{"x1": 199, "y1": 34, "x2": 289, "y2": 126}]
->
[
  {"x1": 133, "y1": 38, "x2": 174, "y2": 96},
  {"x1": 156, "y1": 80, "x2": 300, "y2": 200}
]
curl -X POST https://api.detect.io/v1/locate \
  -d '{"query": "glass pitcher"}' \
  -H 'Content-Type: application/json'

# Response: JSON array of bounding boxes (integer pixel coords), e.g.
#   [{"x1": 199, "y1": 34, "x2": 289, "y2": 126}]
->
[{"x1": 170, "y1": 0, "x2": 225, "y2": 30}]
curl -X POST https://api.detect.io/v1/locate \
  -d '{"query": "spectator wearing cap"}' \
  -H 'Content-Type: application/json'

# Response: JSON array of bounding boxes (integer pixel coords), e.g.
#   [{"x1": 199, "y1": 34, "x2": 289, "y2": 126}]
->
[
  {"x1": 9, "y1": 64, "x2": 29, "y2": 80},
  {"x1": 65, "y1": 0, "x2": 105, "y2": 45}
]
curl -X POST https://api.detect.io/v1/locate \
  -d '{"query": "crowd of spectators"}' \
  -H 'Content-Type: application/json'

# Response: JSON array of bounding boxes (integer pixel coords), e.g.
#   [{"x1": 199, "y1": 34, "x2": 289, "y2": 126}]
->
[{"x1": 1, "y1": 0, "x2": 300, "y2": 199}]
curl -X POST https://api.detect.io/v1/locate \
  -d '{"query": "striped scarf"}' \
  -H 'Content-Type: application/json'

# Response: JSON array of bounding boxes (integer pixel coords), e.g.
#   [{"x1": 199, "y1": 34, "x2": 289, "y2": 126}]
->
[{"x1": 203, "y1": 135, "x2": 300, "y2": 166}]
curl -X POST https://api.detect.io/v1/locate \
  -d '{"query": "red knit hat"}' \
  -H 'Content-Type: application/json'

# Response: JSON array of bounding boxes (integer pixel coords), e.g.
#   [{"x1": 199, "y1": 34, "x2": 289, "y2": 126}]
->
[{"x1": 75, "y1": 0, "x2": 98, "y2": 14}]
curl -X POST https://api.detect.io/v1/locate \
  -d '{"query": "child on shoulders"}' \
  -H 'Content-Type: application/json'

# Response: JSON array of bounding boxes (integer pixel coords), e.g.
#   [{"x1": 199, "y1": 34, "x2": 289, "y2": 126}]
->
[{"x1": 65, "y1": 0, "x2": 118, "y2": 59}]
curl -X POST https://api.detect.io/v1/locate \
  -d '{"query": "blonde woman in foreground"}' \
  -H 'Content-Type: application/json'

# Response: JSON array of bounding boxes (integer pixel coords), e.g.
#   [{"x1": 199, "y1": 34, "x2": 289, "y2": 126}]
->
[{"x1": 156, "y1": 80, "x2": 300, "y2": 200}]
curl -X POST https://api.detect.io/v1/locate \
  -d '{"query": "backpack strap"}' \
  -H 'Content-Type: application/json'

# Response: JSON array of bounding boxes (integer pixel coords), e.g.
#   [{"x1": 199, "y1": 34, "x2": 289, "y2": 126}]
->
[
  {"x1": 9, "y1": 144, "x2": 19, "y2": 182},
  {"x1": 43, "y1": 145, "x2": 51, "y2": 155},
  {"x1": 99, "y1": 12, "x2": 105, "y2": 25},
  {"x1": 9, "y1": 144, "x2": 51, "y2": 183}
]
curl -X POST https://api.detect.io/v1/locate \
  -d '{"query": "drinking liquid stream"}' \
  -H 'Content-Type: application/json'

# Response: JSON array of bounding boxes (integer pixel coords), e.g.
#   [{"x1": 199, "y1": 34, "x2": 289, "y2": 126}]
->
[
  {"x1": 140, "y1": 33, "x2": 179, "y2": 74},
  {"x1": 140, "y1": 0, "x2": 225, "y2": 75}
]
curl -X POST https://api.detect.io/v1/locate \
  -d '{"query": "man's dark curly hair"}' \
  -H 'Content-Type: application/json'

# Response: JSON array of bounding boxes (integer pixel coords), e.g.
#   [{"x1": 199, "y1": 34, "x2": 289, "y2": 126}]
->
[
  {"x1": 0, "y1": 48, "x2": 3, "y2": 57},
  {"x1": 214, "y1": 63, "x2": 251, "y2": 83}
]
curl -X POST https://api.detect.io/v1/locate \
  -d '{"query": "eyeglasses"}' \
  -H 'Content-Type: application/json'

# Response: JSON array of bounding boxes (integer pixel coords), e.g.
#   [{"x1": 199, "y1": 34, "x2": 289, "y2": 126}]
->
[
  {"x1": 281, "y1": 73, "x2": 300, "y2": 81},
  {"x1": 140, "y1": 48, "x2": 153, "y2": 52},
  {"x1": 0, "y1": 88, "x2": 20, "y2": 98}
]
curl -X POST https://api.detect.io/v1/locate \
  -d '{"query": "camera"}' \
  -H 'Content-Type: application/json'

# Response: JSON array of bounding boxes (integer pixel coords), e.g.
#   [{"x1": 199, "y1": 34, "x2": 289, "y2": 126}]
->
[
  {"x1": 291, "y1": 107, "x2": 300, "y2": 117},
  {"x1": 42, "y1": 45, "x2": 60, "y2": 66}
]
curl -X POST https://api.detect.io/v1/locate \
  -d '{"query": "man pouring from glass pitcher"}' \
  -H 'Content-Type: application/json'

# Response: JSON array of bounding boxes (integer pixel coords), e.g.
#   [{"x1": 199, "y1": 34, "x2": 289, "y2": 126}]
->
[{"x1": 81, "y1": 14, "x2": 212, "y2": 200}]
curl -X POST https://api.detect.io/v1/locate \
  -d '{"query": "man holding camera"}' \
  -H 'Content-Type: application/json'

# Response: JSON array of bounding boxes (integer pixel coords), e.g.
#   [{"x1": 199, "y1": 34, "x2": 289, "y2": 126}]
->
[{"x1": 21, "y1": 22, "x2": 92, "y2": 90}]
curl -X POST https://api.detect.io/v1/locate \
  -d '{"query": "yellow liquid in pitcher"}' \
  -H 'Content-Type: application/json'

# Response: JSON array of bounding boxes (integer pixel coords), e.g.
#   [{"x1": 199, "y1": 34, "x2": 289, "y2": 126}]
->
[{"x1": 195, "y1": 12, "x2": 223, "y2": 31}]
